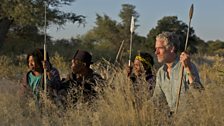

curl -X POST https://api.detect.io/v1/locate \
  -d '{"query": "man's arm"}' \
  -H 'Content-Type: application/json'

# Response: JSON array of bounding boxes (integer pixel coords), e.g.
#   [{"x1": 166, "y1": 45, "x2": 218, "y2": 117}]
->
[
  {"x1": 185, "y1": 63, "x2": 204, "y2": 90},
  {"x1": 180, "y1": 52, "x2": 204, "y2": 90}
]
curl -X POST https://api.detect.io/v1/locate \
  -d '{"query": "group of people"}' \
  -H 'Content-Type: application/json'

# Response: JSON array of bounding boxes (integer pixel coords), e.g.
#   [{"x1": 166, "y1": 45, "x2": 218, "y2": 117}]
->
[
  {"x1": 19, "y1": 49, "x2": 102, "y2": 111},
  {"x1": 19, "y1": 31, "x2": 204, "y2": 116}
]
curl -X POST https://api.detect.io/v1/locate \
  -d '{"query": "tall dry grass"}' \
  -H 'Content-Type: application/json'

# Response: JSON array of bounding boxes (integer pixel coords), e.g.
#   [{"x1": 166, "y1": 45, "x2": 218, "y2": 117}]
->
[{"x1": 0, "y1": 54, "x2": 223, "y2": 125}]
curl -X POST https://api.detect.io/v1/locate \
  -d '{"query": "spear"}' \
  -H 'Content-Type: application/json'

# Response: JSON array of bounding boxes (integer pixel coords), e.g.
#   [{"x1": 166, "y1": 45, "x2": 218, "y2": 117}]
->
[
  {"x1": 128, "y1": 16, "x2": 135, "y2": 67},
  {"x1": 44, "y1": 2, "x2": 47, "y2": 96},
  {"x1": 185, "y1": 4, "x2": 194, "y2": 51},
  {"x1": 115, "y1": 40, "x2": 124, "y2": 64},
  {"x1": 175, "y1": 4, "x2": 194, "y2": 113}
]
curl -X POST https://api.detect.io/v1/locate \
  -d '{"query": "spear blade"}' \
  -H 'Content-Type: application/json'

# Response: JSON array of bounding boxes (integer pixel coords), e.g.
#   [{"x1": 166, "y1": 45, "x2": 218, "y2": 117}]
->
[
  {"x1": 130, "y1": 16, "x2": 135, "y2": 33},
  {"x1": 128, "y1": 16, "x2": 135, "y2": 66},
  {"x1": 185, "y1": 4, "x2": 194, "y2": 50},
  {"x1": 189, "y1": 4, "x2": 194, "y2": 20}
]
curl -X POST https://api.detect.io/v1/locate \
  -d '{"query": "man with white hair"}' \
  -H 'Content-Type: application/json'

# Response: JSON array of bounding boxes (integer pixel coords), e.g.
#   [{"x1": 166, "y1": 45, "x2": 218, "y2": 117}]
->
[{"x1": 152, "y1": 32, "x2": 203, "y2": 115}]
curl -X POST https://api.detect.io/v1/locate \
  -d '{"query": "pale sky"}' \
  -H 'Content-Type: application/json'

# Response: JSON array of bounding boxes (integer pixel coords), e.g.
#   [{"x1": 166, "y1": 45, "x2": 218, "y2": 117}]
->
[{"x1": 48, "y1": 0, "x2": 224, "y2": 42}]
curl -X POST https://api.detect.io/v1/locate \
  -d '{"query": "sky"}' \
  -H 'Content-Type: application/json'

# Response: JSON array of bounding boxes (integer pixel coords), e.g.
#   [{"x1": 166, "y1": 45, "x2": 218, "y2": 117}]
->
[{"x1": 48, "y1": 0, "x2": 224, "y2": 42}]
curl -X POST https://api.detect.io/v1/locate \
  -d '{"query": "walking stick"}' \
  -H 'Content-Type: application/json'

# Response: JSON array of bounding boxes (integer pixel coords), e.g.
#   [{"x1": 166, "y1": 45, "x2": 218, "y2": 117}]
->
[
  {"x1": 44, "y1": 2, "x2": 47, "y2": 96},
  {"x1": 128, "y1": 16, "x2": 135, "y2": 67},
  {"x1": 175, "y1": 4, "x2": 194, "y2": 113}
]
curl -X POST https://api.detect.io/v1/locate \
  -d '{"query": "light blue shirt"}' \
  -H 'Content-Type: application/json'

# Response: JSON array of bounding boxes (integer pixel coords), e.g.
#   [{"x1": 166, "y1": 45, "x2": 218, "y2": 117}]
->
[{"x1": 153, "y1": 57, "x2": 202, "y2": 111}]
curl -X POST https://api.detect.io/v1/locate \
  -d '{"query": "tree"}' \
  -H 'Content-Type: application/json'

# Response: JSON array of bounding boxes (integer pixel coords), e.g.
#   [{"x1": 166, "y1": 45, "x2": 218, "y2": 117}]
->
[
  {"x1": 206, "y1": 40, "x2": 224, "y2": 55},
  {"x1": 146, "y1": 16, "x2": 205, "y2": 54},
  {"x1": 94, "y1": 14, "x2": 122, "y2": 47},
  {"x1": 80, "y1": 4, "x2": 141, "y2": 61},
  {"x1": 119, "y1": 4, "x2": 139, "y2": 44},
  {"x1": 82, "y1": 14, "x2": 122, "y2": 60},
  {"x1": 0, "y1": 25, "x2": 51, "y2": 55},
  {"x1": 0, "y1": 0, "x2": 85, "y2": 48},
  {"x1": 119, "y1": 4, "x2": 139, "y2": 30}
]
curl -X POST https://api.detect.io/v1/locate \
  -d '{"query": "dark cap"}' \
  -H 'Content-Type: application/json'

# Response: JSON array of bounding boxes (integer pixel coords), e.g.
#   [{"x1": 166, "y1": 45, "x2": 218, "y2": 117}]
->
[{"x1": 73, "y1": 50, "x2": 93, "y2": 64}]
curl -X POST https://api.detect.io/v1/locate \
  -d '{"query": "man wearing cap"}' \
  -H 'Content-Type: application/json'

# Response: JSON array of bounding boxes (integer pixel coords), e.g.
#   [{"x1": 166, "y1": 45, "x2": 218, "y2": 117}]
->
[{"x1": 60, "y1": 50, "x2": 103, "y2": 106}]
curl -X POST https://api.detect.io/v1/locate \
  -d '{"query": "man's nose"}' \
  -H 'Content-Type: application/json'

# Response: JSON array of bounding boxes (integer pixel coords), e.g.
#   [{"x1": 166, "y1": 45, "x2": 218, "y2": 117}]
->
[{"x1": 155, "y1": 49, "x2": 158, "y2": 55}]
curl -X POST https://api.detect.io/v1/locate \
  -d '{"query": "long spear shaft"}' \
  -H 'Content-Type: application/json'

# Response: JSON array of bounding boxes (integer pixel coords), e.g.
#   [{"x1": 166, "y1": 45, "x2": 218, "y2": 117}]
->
[
  {"x1": 128, "y1": 16, "x2": 135, "y2": 66},
  {"x1": 175, "y1": 4, "x2": 194, "y2": 113},
  {"x1": 115, "y1": 40, "x2": 124, "y2": 63},
  {"x1": 44, "y1": 2, "x2": 47, "y2": 95},
  {"x1": 128, "y1": 33, "x2": 133, "y2": 66}
]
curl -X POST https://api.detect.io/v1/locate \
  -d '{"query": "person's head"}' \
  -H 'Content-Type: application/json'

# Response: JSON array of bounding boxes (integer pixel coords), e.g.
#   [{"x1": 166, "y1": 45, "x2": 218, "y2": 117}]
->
[
  {"x1": 71, "y1": 50, "x2": 93, "y2": 74},
  {"x1": 134, "y1": 52, "x2": 154, "y2": 76},
  {"x1": 34, "y1": 48, "x2": 52, "y2": 68},
  {"x1": 27, "y1": 51, "x2": 43, "y2": 73},
  {"x1": 34, "y1": 48, "x2": 50, "y2": 61},
  {"x1": 155, "y1": 32, "x2": 180, "y2": 63}
]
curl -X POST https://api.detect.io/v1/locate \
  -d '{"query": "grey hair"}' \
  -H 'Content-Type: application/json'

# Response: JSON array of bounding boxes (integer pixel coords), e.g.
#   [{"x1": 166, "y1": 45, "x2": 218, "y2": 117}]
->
[{"x1": 156, "y1": 32, "x2": 180, "y2": 53}]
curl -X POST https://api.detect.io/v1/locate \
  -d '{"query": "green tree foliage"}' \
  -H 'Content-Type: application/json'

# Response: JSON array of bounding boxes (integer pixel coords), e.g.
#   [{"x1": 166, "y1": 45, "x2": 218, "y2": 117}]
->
[
  {"x1": 119, "y1": 4, "x2": 139, "y2": 40},
  {"x1": 206, "y1": 40, "x2": 224, "y2": 55},
  {"x1": 0, "y1": 25, "x2": 51, "y2": 55},
  {"x1": 0, "y1": 0, "x2": 85, "y2": 48},
  {"x1": 94, "y1": 14, "x2": 122, "y2": 48},
  {"x1": 80, "y1": 4, "x2": 145, "y2": 61},
  {"x1": 49, "y1": 38, "x2": 85, "y2": 60},
  {"x1": 84, "y1": 14, "x2": 122, "y2": 60},
  {"x1": 146, "y1": 16, "x2": 206, "y2": 54}
]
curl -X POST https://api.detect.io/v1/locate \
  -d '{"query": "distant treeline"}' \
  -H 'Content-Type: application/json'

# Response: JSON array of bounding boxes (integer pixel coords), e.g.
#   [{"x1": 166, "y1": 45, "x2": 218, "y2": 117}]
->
[{"x1": 1, "y1": 2, "x2": 223, "y2": 62}]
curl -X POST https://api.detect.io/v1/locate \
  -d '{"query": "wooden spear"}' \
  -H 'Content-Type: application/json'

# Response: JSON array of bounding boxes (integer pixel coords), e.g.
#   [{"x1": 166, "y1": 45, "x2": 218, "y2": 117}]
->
[
  {"x1": 115, "y1": 40, "x2": 125, "y2": 64},
  {"x1": 175, "y1": 4, "x2": 194, "y2": 113},
  {"x1": 44, "y1": 2, "x2": 47, "y2": 96}
]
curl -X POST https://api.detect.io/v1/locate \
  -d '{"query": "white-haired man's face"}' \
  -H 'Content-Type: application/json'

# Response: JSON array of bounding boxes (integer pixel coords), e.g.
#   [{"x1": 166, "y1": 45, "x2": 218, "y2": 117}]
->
[{"x1": 155, "y1": 38, "x2": 174, "y2": 63}]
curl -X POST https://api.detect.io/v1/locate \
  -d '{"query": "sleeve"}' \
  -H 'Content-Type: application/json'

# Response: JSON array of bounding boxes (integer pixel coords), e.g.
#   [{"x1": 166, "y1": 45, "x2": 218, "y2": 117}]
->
[
  {"x1": 186, "y1": 63, "x2": 204, "y2": 90},
  {"x1": 47, "y1": 67, "x2": 61, "y2": 90}
]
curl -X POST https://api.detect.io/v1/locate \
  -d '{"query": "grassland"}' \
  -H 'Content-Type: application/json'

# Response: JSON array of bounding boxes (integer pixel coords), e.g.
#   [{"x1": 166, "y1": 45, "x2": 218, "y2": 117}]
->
[{"x1": 0, "y1": 54, "x2": 223, "y2": 126}]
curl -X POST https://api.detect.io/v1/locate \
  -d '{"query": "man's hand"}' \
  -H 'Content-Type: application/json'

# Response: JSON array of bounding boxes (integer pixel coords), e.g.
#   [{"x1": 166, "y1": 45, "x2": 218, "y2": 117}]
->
[
  {"x1": 42, "y1": 60, "x2": 51, "y2": 72},
  {"x1": 180, "y1": 51, "x2": 195, "y2": 84},
  {"x1": 180, "y1": 51, "x2": 191, "y2": 68}
]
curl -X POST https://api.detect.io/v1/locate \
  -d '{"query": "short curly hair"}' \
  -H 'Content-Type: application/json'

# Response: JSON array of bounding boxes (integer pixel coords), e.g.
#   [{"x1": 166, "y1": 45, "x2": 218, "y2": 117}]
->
[{"x1": 156, "y1": 32, "x2": 180, "y2": 53}]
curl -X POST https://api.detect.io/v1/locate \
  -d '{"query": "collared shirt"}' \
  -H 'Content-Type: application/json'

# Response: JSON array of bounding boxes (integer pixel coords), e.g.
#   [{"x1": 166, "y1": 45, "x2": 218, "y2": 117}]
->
[{"x1": 153, "y1": 57, "x2": 202, "y2": 111}]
